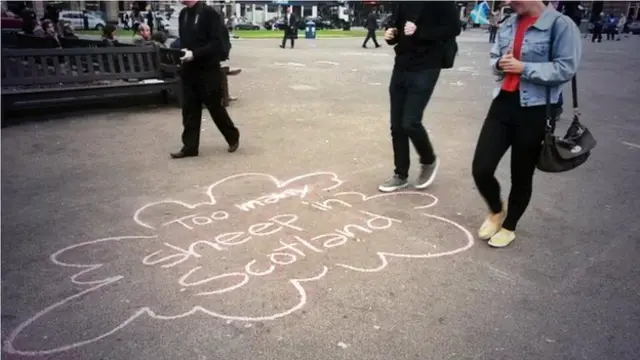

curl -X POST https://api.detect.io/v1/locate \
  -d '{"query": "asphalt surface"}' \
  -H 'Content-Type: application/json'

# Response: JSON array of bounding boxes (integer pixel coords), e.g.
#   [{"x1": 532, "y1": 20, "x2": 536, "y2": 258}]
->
[{"x1": 2, "y1": 31, "x2": 640, "y2": 360}]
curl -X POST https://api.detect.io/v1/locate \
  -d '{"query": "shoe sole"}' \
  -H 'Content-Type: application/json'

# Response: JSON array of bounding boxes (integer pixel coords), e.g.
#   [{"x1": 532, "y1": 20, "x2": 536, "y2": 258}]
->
[
  {"x1": 488, "y1": 238, "x2": 515, "y2": 248},
  {"x1": 378, "y1": 182, "x2": 408, "y2": 193},
  {"x1": 170, "y1": 154, "x2": 198, "y2": 159},
  {"x1": 414, "y1": 159, "x2": 440, "y2": 190}
]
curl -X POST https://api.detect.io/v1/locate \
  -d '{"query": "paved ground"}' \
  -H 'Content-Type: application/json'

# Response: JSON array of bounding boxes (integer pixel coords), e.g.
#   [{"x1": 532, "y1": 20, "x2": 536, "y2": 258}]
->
[{"x1": 2, "y1": 32, "x2": 640, "y2": 360}]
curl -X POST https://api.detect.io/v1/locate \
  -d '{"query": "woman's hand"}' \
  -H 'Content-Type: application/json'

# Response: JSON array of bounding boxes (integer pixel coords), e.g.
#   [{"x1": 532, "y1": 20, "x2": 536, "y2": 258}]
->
[
  {"x1": 498, "y1": 50, "x2": 524, "y2": 74},
  {"x1": 404, "y1": 21, "x2": 416, "y2": 36},
  {"x1": 384, "y1": 27, "x2": 397, "y2": 41}
]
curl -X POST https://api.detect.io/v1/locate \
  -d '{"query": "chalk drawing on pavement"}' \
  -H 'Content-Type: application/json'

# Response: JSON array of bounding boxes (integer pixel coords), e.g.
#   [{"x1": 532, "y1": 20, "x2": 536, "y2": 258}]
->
[{"x1": 4, "y1": 172, "x2": 473, "y2": 356}]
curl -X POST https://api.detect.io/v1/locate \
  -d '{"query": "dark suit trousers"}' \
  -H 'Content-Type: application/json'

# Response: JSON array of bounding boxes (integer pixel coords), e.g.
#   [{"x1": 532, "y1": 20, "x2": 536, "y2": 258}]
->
[
  {"x1": 282, "y1": 28, "x2": 295, "y2": 48},
  {"x1": 180, "y1": 68, "x2": 239, "y2": 152},
  {"x1": 363, "y1": 29, "x2": 379, "y2": 47}
]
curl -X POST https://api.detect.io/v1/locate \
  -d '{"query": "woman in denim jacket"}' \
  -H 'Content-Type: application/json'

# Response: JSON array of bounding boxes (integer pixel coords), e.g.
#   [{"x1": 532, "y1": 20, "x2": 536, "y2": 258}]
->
[{"x1": 471, "y1": 0, "x2": 582, "y2": 248}]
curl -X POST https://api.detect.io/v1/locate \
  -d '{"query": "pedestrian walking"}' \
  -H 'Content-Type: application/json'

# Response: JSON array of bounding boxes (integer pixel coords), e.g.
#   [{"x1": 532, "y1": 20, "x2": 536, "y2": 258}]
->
[
  {"x1": 616, "y1": 13, "x2": 627, "y2": 40},
  {"x1": 472, "y1": 0, "x2": 581, "y2": 247},
  {"x1": 171, "y1": 0, "x2": 240, "y2": 159},
  {"x1": 591, "y1": 12, "x2": 604, "y2": 42},
  {"x1": 362, "y1": 10, "x2": 381, "y2": 48},
  {"x1": 280, "y1": 6, "x2": 297, "y2": 49},
  {"x1": 378, "y1": 1, "x2": 460, "y2": 193}
]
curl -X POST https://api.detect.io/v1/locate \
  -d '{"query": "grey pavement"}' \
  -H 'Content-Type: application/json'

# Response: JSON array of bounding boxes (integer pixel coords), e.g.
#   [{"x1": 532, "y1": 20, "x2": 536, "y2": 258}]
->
[{"x1": 2, "y1": 34, "x2": 640, "y2": 360}]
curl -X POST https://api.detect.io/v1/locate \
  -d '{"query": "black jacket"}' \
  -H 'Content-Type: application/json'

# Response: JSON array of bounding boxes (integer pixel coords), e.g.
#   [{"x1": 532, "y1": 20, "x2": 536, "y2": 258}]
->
[
  {"x1": 178, "y1": 1, "x2": 228, "y2": 73},
  {"x1": 366, "y1": 13, "x2": 377, "y2": 30},
  {"x1": 386, "y1": 1, "x2": 460, "y2": 70},
  {"x1": 283, "y1": 13, "x2": 298, "y2": 35}
]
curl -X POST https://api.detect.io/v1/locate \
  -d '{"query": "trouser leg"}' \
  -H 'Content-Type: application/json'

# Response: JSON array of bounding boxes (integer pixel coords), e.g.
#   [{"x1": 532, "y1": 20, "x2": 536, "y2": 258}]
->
[{"x1": 180, "y1": 79, "x2": 203, "y2": 152}]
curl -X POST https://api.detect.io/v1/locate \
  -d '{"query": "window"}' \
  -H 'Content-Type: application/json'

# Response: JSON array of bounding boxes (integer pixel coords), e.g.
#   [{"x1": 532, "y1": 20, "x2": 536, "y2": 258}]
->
[{"x1": 303, "y1": 6, "x2": 312, "y2": 17}]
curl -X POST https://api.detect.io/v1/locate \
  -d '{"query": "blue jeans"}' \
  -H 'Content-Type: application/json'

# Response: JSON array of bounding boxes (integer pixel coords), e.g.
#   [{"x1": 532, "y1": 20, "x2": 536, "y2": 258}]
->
[{"x1": 389, "y1": 67, "x2": 440, "y2": 179}]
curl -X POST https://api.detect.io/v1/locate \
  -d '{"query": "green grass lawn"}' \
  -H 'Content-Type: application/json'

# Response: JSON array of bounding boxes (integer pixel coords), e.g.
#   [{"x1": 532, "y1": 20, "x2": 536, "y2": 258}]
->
[{"x1": 76, "y1": 29, "x2": 382, "y2": 39}]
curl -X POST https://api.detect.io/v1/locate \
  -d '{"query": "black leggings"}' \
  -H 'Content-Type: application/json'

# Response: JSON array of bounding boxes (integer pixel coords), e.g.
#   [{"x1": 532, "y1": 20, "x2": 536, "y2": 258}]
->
[{"x1": 472, "y1": 91, "x2": 548, "y2": 231}]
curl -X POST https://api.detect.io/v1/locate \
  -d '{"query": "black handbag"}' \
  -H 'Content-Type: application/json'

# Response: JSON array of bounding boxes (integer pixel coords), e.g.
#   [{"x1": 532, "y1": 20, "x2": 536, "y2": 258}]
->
[{"x1": 537, "y1": 19, "x2": 596, "y2": 173}]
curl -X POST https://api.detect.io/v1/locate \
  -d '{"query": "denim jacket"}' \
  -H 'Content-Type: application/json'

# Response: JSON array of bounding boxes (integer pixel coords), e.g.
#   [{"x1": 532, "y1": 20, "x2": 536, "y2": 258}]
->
[{"x1": 490, "y1": 8, "x2": 582, "y2": 107}]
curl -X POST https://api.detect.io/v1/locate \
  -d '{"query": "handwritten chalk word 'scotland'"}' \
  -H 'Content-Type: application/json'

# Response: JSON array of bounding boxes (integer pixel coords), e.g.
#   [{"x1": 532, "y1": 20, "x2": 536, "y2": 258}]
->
[{"x1": 4, "y1": 172, "x2": 473, "y2": 356}]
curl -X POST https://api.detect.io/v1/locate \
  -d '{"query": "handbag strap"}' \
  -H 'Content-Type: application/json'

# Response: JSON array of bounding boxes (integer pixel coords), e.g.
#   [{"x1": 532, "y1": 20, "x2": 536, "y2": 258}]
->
[{"x1": 545, "y1": 16, "x2": 561, "y2": 132}]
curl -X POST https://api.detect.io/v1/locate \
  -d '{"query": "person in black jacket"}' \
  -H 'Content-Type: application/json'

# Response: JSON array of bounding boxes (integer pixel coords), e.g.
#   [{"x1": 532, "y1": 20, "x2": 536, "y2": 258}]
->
[
  {"x1": 362, "y1": 10, "x2": 381, "y2": 48},
  {"x1": 170, "y1": 0, "x2": 240, "y2": 159},
  {"x1": 378, "y1": 1, "x2": 460, "y2": 193},
  {"x1": 280, "y1": 6, "x2": 297, "y2": 49}
]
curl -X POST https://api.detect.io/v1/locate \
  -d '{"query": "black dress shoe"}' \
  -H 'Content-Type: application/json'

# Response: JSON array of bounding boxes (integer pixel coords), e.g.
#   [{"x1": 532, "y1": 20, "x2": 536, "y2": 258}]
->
[
  {"x1": 279, "y1": 45, "x2": 285, "y2": 49},
  {"x1": 228, "y1": 136, "x2": 239, "y2": 153},
  {"x1": 170, "y1": 150, "x2": 198, "y2": 159}
]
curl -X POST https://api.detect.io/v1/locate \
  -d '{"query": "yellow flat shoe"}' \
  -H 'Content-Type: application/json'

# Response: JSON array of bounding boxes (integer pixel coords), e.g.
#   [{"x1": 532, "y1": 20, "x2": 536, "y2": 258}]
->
[
  {"x1": 488, "y1": 228, "x2": 516, "y2": 248},
  {"x1": 478, "y1": 208, "x2": 505, "y2": 240}
]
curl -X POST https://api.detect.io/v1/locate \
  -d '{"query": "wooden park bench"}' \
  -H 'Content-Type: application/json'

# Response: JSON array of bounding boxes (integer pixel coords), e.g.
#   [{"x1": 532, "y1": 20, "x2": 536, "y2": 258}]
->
[{"x1": 1, "y1": 46, "x2": 180, "y2": 116}]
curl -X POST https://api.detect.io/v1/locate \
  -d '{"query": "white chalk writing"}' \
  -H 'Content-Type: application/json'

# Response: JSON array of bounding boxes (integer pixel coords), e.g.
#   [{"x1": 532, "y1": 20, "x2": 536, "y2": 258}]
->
[{"x1": 5, "y1": 172, "x2": 473, "y2": 357}]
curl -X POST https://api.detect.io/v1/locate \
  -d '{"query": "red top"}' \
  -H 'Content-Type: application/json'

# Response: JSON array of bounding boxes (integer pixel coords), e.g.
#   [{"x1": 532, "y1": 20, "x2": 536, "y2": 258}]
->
[{"x1": 501, "y1": 15, "x2": 539, "y2": 92}]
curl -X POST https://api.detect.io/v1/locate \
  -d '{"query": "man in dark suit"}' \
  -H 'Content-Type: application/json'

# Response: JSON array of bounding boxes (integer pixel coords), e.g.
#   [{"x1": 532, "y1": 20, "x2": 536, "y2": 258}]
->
[
  {"x1": 362, "y1": 10, "x2": 381, "y2": 48},
  {"x1": 170, "y1": 0, "x2": 240, "y2": 159},
  {"x1": 280, "y1": 6, "x2": 297, "y2": 49}
]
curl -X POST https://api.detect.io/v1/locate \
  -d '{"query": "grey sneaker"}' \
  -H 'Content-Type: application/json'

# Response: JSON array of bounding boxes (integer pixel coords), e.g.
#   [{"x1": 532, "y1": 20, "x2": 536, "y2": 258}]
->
[
  {"x1": 378, "y1": 174, "x2": 408, "y2": 193},
  {"x1": 415, "y1": 158, "x2": 439, "y2": 189}
]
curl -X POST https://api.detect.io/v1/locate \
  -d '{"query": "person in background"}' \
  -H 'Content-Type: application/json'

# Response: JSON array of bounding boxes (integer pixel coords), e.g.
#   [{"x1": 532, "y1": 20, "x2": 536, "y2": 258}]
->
[
  {"x1": 378, "y1": 1, "x2": 460, "y2": 193},
  {"x1": 43, "y1": 4, "x2": 62, "y2": 34},
  {"x1": 228, "y1": 12, "x2": 237, "y2": 37},
  {"x1": 82, "y1": 9, "x2": 89, "y2": 31},
  {"x1": 131, "y1": 7, "x2": 143, "y2": 33},
  {"x1": 591, "y1": 12, "x2": 604, "y2": 42},
  {"x1": 472, "y1": 0, "x2": 581, "y2": 248},
  {"x1": 101, "y1": 24, "x2": 119, "y2": 46},
  {"x1": 280, "y1": 6, "x2": 297, "y2": 49},
  {"x1": 362, "y1": 9, "x2": 381, "y2": 48},
  {"x1": 61, "y1": 21, "x2": 78, "y2": 39},
  {"x1": 41, "y1": 19, "x2": 61, "y2": 47},
  {"x1": 133, "y1": 23, "x2": 152, "y2": 45},
  {"x1": 605, "y1": 13, "x2": 617, "y2": 40},
  {"x1": 171, "y1": 0, "x2": 240, "y2": 159},
  {"x1": 151, "y1": 31, "x2": 167, "y2": 47},
  {"x1": 20, "y1": 7, "x2": 37, "y2": 35},
  {"x1": 146, "y1": 4, "x2": 155, "y2": 34},
  {"x1": 32, "y1": 20, "x2": 45, "y2": 37},
  {"x1": 216, "y1": 7, "x2": 241, "y2": 102},
  {"x1": 616, "y1": 13, "x2": 626, "y2": 40}
]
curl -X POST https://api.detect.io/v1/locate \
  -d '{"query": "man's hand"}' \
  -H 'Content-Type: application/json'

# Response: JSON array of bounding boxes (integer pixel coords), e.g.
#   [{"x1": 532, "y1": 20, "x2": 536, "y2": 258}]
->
[
  {"x1": 404, "y1": 21, "x2": 417, "y2": 36},
  {"x1": 384, "y1": 27, "x2": 397, "y2": 41},
  {"x1": 180, "y1": 49, "x2": 194, "y2": 62},
  {"x1": 498, "y1": 49, "x2": 524, "y2": 74}
]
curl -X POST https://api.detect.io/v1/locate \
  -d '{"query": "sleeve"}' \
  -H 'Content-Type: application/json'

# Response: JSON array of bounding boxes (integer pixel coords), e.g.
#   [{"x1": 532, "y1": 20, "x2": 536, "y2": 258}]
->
[
  {"x1": 178, "y1": 8, "x2": 185, "y2": 40},
  {"x1": 192, "y1": 6, "x2": 221, "y2": 60},
  {"x1": 414, "y1": 1, "x2": 461, "y2": 42},
  {"x1": 489, "y1": 28, "x2": 503, "y2": 76},
  {"x1": 521, "y1": 16, "x2": 582, "y2": 86},
  {"x1": 385, "y1": 4, "x2": 400, "y2": 45}
]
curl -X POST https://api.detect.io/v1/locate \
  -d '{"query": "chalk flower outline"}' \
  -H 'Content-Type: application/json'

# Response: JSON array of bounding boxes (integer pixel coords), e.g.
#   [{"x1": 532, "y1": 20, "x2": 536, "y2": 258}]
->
[{"x1": 3, "y1": 172, "x2": 473, "y2": 357}]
